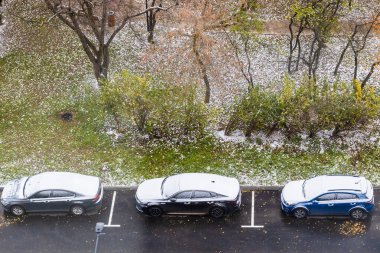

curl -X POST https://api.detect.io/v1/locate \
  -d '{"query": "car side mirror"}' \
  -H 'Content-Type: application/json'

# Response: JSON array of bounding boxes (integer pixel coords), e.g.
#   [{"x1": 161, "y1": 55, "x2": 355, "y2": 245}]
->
[{"x1": 170, "y1": 198, "x2": 176, "y2": 202}]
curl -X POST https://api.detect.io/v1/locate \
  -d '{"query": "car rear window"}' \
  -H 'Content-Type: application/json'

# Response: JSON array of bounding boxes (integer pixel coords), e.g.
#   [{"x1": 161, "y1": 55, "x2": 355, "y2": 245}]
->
[{"x1": 336, "y1": 193, "x2": 357, "y2": 200}]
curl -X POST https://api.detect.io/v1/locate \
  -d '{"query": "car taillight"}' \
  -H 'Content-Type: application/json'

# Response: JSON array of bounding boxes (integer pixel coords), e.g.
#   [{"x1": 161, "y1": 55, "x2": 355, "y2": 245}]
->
[
  {"x1": 92, "y1": 194, "x2": 100, "y2": 203},
  {"x1": 367, "y1": 197, "x2": 374, "y2": 204}
]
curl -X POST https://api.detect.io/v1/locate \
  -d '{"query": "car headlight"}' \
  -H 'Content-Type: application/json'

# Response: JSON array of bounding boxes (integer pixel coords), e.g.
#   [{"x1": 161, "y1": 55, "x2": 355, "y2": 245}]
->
[
  {"x1": 1, "y1": 199, "x2": 9, "y2": 206},
  {"x1": 135, "y1": 195, "x2": 142, "y2": 204},
  {"x1": 284, "y1": 200, "x2": 296, "y2": 206}
]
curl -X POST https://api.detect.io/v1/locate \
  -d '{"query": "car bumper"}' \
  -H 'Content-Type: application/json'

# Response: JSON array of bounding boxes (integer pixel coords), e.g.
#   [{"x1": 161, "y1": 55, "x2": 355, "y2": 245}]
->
[
  {"x1": 281, "y1": 201, "x2": 294, "y2": 215},
  {"x1": 135, "y1": 202, "x2": 150, "y2": 214},
  {"x1": 85, "y1": 200, "x2": 103, "y2": 215},
  {"x1": 2, "y1": 204, "x2": 11, "y2": 213}
]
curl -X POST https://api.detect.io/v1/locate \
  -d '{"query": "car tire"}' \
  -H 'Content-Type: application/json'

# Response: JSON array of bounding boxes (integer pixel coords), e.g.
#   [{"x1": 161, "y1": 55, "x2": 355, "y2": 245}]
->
[
  {"x1": 10, "y1": 205, "x2": 25, "y2": 216},
  {"x1": 293, "y1": 208, "x2": 307, "y2": 219},
  {"x1": 209, "y1": 206, "x2": 225, "y2": 218},
  {"x1": 70, "y1": 205, "x2": 85, "y2": 216},
  {"x1": 350, "y1": 208, "x2": 367, "y2": 220},
  {"x1": 148, "y1": 206, "x2": 163, "y2": 217}
]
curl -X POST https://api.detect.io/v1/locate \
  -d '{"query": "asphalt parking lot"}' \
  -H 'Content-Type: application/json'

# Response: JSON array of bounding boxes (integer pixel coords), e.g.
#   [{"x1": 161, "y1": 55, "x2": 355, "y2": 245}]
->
[{"x1": 0, "y1": 189, "x2": 379, "y2": 253}]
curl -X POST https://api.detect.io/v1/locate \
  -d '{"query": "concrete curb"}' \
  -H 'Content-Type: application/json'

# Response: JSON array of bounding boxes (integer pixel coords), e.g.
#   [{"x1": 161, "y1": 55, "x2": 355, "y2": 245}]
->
[
  {"x1": 102, "y1": 185, "x2": 380, "y2": 191},
  {"x1": 1, "y1": 185, "x2": 379, "y2": 191},
  {"x1": 102, "y1": 185, "x2": 284, "y2": 191}
]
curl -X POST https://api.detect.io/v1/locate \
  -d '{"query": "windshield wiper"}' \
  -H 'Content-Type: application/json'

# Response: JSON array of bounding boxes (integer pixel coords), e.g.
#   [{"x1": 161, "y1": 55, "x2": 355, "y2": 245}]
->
[
  {"x1": 23, "y1": 176, "x2": 31, "y2": 198},
  {"x1": 161, "y1": 176, "x2": 169, "y2": 196},
  {"x1": 302, "y1": 179, "x2": 307, "y2": 198}
]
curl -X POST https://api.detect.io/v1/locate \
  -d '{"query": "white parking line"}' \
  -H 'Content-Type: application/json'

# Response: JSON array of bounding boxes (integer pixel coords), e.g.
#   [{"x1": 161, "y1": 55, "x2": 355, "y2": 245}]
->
[
  {"x1": 104, "y1": 191, "x2": 121, "y2": 228},
  {"x1": 241, "y1": 191, "x2": 264, "y2": 228}
]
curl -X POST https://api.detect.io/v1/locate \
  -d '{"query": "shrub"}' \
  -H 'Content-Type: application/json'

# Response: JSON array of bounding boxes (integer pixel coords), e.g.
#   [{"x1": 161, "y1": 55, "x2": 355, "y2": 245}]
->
[
  {"x1": 100, "y1": 71, "x2": 208, "y2": 141},
  {"x1": 279, "y1": 76, "x2": 320, "y2": 137},
  {"x1": 225, "y1": 86, "x2": 281, "y2": 137},
  {"x1": 226, "y1": 77, "x2": 380, "y2": 138}
]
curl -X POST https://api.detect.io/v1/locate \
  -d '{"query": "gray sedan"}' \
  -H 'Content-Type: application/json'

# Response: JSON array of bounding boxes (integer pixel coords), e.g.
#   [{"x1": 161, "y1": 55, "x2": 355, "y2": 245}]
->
[{"x1": 1, "y1": 172, "x2": 103, "y2": 216}]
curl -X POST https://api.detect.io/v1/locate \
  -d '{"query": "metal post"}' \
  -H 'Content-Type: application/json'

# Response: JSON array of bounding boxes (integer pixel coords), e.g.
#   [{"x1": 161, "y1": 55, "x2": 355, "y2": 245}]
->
[
  {"x1": 94, "y1": 233, "x2": 100, "y2": 253},
  {"x1": 94, "y1": 222, "x2": 105, "y2": 253}
]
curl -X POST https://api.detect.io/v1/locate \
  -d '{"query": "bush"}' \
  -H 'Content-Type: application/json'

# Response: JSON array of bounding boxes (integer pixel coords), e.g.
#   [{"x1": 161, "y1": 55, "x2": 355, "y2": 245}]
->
[
  {"x1": 226, "y1": 77, "x2": 380, "y2": 138},
  {"x1": 100, "y1": 71, "x2": 208, "y2": 141},
  {"x1": 280, "y1": 78, "x2": 380, "y2": 137},
  {"x1": 225, "y1": 86, "x2": 281, "y2": 137},
  {"x1": 279, "y1": 77, "x2": 319, "y2": 137}
]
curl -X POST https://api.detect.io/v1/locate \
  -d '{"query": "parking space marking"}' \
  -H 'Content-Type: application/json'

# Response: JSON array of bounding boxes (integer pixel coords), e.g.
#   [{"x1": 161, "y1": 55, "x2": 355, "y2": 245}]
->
[
  {"x1": 241, "y1": 191, "x2": 264, "y2": 228},
  {"x1": 104, "y1": 191, "x2": 121, "y2": 228}
]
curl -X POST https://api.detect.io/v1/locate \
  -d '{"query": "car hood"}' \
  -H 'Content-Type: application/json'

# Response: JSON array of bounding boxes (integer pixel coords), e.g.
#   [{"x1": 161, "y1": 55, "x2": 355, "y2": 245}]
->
[
  {"x1": 1, "y1": 177, "x2": 27, "y2": 200},
  {"x1": 136, "y1": 178, "x2": 165, "y2": 202},
  {"x1": 281, "y1": 180, "x2": 307, "y2": 204}
]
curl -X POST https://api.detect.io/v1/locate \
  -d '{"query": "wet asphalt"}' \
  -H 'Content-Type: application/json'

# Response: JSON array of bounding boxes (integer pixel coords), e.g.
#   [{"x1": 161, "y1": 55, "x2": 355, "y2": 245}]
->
[{"x1": 0, "y1": 189, "x2": 379, "y2": 253}]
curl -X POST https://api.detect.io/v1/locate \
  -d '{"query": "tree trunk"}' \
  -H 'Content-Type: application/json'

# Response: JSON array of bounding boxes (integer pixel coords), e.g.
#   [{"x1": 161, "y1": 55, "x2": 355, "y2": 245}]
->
[
  {"x1": 244, "y1": 119, "x2": 255, "y2": 137},
  {"x1": 362, "y1": 61, "x2": 380, "y2": 89},
  {"x1": 192, "y1": 35, "x2": 211, "y2": 104}
]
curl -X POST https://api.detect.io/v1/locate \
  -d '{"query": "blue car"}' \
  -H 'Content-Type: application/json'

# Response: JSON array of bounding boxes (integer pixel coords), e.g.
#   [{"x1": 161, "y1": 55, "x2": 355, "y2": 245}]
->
[{"x1": 281, "y1": 175, "x2": 374, "y2": 220}]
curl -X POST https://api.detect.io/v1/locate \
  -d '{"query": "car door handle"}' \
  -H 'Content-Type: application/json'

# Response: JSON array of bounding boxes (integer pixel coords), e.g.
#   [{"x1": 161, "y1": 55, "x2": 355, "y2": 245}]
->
[
  {"x1": 44, "y1": 200, "x2": 50, "y2": 203},
  {"x1": 328, "y1": 204, "x2": 334, "y2": 206},
  {"x1": 350, "y1": 203, "x2": 356, "y2": 205},
  {"x1": 207, "y1": 201, "x2": 214, "y2": 204},
  {"x1": 184, "y1": 202, "x2": 191, "y2": 205}
]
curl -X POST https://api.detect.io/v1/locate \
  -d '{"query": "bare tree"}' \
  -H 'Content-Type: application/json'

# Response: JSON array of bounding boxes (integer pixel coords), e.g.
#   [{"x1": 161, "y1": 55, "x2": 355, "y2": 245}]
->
[
  {"x1": 361, "y1": 12, "x2": 380, "y2": 88},
  {"x1": 335, "y1": 13, "x2": 380, "y2": 82},
  {"x1": 44, "y1": 0, "x2": 178, "y2": 82},
  {"x1": 0, "y1": 0, "x2": 4, "y2": 25},
  {"x1": 166, "y1": 0, "x2": 259, "y2": 103},
  {"x1": 145, "y1": 0, "x2": 165, "y2": 43},
  {"x1": 287, "y1": 0, "x2": 352, "y2": 81}
]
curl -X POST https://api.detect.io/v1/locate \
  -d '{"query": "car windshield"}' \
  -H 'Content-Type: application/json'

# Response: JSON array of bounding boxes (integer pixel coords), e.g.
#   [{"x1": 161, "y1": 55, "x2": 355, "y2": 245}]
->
[
  {"x1": 302, "y1": 177, "x2": 322, "y2": 199},
  {"x1": 161, "y1": 175, "x2": 180, "y2": 198},
  {"x1": 23, "y1": 175, "x2": 41, "y2": 198}
]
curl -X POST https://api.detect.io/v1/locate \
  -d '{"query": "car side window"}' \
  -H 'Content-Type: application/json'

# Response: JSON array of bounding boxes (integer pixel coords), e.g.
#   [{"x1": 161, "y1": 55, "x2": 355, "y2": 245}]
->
[
  {"x1": 336, "y1": 193, "x2": 357, "y2": 200},
  {"x1": 192, "y1": 191, "x2": 211, "y2": 199},
  {"x1": 52, "y1": 190, "x2": 75, "y2": 198},
  {"x1": 31, "y1": 190, "x2": 51, "y2": 199},
  {"x1": 173, "y1": 191, "x2": 192, "y2": 199},
  {"x1": 316, "y1": 193, "x2": 335, "y2": 201}
]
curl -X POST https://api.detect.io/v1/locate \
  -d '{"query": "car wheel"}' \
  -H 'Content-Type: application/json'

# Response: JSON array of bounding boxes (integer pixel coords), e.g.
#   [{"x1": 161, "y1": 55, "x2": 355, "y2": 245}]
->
[
  {"x1": 71, "y1": 205, "x2": 85, "y2": 216},
  {"x1": 209, "y1": 206, "x2": 225, "y2": 218},
  {"x1": 350, "y1": 208, "x2": 367, "y2": 220},
  {"x1": 293, "y1": 208, "x2": 307, "y2": 219},
  {"x1": 148, "y1": 206, "x2": 163, "y2": 217},
  {"x1": 10, "y1": 205, "x2": 25, "y2": 216}
]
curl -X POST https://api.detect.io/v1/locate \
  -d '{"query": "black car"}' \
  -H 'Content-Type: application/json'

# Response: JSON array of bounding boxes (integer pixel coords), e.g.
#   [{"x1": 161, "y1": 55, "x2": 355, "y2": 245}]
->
[
  {"x1": 135, "y1": 173, "x2": 241, "y2": 218},
  {"x1": 1, "y1": 172, "x2": 103, "y2": 216}
]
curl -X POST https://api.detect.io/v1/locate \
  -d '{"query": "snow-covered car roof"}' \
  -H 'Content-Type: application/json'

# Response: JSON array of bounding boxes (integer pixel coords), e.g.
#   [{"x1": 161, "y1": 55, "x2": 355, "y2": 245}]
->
[
  {"x1": 304, "y1": 175, "x2": 368, "y2": 199},
  {"x1": 163, "y1": 173, "x2": 240, "y2": 198},
  {"x1": 24, "y1": 172, "x2": 100, "y2": 198}
]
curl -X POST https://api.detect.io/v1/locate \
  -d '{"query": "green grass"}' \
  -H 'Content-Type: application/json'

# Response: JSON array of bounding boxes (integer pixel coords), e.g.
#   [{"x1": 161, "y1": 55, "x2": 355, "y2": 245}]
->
[{"x1": 1, "y1": 86, "x2": 380, "y2": 186}]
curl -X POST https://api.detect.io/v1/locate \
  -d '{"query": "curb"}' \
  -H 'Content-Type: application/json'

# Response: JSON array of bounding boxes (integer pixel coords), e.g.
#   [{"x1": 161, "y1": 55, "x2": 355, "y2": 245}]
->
[
  {"x1": 1, "y1": 186, "x2": 379, "y2": 191},
  {"x1": 103, "y1": 185, "x2": 380, "y2": 190},
  {"x1": 101, "y1": 186, "x2": 284, "y2": 191}
]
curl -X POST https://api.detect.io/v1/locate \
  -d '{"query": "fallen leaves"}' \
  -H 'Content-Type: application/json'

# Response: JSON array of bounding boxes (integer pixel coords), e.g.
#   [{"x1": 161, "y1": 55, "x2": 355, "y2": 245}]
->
[{"x1": 338, "y1": 221, "x2": 366, "y2": 236}]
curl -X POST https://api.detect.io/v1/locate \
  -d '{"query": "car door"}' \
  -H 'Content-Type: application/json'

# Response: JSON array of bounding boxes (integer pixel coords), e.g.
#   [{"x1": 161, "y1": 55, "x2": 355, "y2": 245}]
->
[
  {"x1": 190, "y1": 191, "x2": 214, "y2": 214},
  {"x1": 25, "y1": 190, "x2": 53, "y2": 212},
  {"x1": 334, "y1": 193, "x2": 359, "y2": 215},
  {"x1": 309, "y1": 193, "x2": 336, "y2": 215},
  {"x1": 165, "y1": 191, "x2": 193, "y2": 214},
  {"x1": 49, "y1": 190, "x2": 76, "y2": 212}
]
